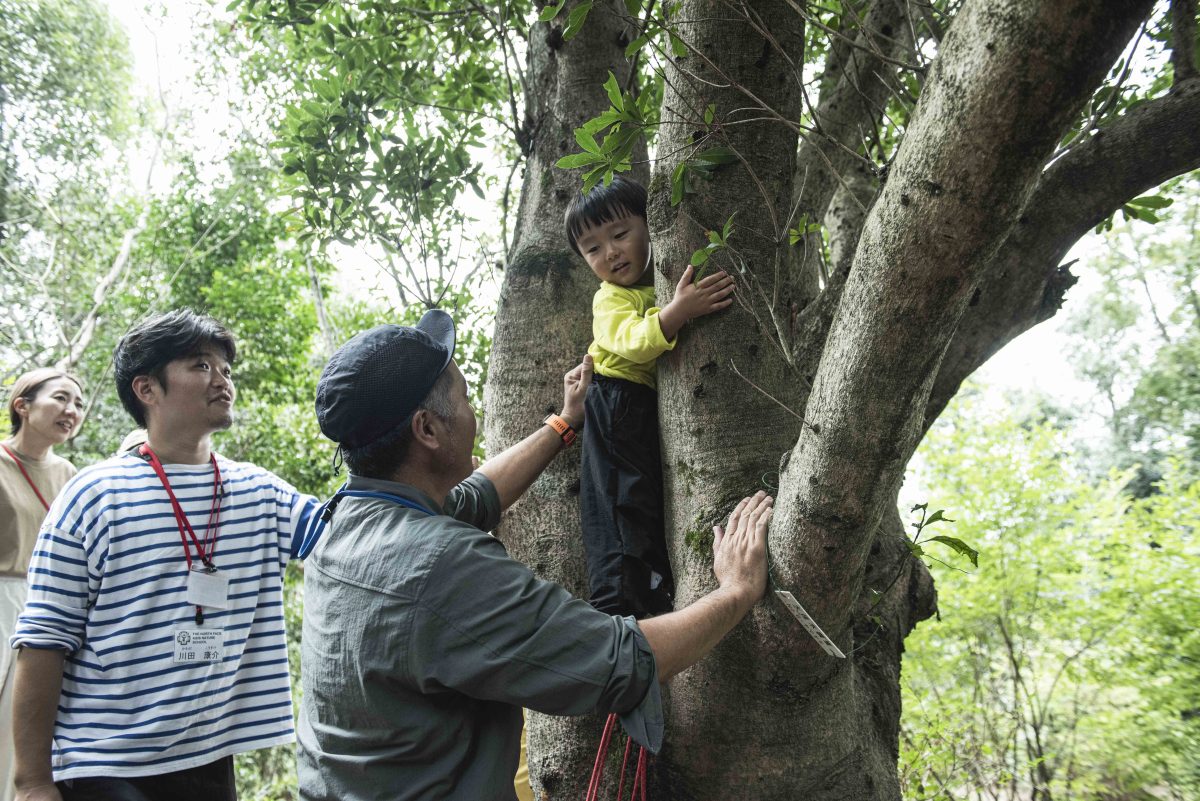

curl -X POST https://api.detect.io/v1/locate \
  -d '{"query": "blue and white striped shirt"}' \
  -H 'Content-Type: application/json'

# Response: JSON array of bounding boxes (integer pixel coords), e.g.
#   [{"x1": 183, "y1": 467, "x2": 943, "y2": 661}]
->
[{"x1": 11, "y1": 452, "x2": 319, "y2": 781}]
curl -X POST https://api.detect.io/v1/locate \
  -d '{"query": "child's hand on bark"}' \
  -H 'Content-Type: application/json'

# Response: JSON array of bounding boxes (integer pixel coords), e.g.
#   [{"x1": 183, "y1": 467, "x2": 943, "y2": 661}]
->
[{"x1": 659, "y1": 266, "x2": 735, "y2": 339}]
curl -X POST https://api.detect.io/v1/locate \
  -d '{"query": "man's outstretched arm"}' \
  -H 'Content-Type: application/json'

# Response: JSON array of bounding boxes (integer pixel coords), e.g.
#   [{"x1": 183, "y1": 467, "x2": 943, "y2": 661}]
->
[{"x1": 478, "y1": 355, "x2": 592, "y2": 511}]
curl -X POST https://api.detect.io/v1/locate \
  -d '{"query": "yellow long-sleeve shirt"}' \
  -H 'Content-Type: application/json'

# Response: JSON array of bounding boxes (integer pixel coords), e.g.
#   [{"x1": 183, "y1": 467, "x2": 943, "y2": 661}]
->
[{"x1": 587, "y1": 282, "x2": 677, "y2": 390}]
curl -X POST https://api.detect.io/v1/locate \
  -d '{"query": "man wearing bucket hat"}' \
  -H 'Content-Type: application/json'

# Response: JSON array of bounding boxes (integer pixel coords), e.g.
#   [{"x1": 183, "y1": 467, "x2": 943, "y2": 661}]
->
[{"x1": 296, "y1": 309, "x2": 774, "y2": 801}]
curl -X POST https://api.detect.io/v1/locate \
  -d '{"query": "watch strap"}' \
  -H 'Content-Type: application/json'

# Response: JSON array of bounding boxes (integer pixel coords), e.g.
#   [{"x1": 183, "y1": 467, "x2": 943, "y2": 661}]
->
[{"x1": 543, "y1": 413, "x2": 577, "y2": 446}]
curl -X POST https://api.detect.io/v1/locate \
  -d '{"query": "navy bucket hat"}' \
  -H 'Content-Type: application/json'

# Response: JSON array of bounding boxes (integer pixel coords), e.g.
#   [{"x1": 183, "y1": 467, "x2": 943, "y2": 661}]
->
[{"x1": 315, "y1": 309, "x2": 456, "y2": 450}]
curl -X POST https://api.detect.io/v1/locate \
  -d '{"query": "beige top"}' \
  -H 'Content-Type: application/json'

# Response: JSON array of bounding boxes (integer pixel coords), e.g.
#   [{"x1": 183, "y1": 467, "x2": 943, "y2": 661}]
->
[{"x1": 0, "y1": 446, "x2": 76, "y2": 576}]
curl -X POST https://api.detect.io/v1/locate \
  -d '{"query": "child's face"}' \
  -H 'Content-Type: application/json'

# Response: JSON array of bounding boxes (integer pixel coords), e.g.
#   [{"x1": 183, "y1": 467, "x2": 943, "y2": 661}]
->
[{"x1": 575, "y1": 212, "x2": 651, "y2": 288}]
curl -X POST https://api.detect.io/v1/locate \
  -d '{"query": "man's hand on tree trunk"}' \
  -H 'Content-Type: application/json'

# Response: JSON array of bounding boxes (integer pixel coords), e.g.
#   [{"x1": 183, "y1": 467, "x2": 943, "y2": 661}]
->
[
  {"x1": 639, "y1": 492, "x2": 773, "y2": 680},
  {"x1": 712, "y1": 491, "x2": 773, "y2": 612}
]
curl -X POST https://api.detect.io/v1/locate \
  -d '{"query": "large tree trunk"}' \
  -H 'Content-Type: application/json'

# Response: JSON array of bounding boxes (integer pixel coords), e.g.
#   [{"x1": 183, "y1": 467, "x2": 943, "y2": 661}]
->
[
  {"x1": 643, "y1": 0, "x2": 1152, "y2": 798},
  {"x1": 483, "y1": 2, "x2": 649, "y2": 797}
]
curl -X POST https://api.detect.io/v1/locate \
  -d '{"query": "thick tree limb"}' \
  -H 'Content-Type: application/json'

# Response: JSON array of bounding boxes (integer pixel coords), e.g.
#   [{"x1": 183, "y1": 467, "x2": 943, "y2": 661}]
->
[
  {"x1": 787, "y1": 0, "x2": 910, "y2": 312},
  {"x1": 925, "y1": 77, "x2": 1200, "y2": 429},
  {"x1": 797, "y1": 0, "x2": 910, "y2": 219},
  {"x1": 776, "y1": 0, "x2": 1155, "y2": 645}
]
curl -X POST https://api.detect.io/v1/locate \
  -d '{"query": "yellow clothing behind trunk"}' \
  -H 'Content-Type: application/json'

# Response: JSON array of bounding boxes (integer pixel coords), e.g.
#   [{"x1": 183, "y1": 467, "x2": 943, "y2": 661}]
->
[{"x1": 587, "y1": 282, "x2": 677, "y2": 390}]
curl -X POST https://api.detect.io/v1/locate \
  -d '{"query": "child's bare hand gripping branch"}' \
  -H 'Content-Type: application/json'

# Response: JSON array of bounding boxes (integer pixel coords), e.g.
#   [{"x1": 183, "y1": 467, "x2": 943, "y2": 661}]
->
[{"x1": 658, "y1": 266, "x2": 735, "y2": 339}]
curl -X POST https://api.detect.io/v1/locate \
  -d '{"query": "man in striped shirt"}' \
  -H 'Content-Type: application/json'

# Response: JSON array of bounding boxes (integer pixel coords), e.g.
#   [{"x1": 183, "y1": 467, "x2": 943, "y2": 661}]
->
[{"x1": 10, "y1": 310, "x2": 319, "y2": 801}]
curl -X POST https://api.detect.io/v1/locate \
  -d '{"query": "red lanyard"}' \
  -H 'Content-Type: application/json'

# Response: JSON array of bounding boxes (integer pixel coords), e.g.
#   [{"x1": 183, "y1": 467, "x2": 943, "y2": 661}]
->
[
  {"x1": 138, "y1": 444, "x2": 222, "y2": 570},
  {"x1": 2, "y1": 443, "x2": 50, "y2": 511}
]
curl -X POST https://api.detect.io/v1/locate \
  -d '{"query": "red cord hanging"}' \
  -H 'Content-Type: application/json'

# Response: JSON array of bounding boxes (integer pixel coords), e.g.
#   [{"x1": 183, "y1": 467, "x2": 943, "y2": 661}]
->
[{"x1": 585, "y1": 713, "x2": 650, "y2": 801}]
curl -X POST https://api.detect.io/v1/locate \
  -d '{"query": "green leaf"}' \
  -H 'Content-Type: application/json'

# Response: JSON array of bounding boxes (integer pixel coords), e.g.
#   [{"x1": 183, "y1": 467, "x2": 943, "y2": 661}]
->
[
  {"x1": 690, "y1": 248, "x2": 710, "y2": 267},
  {"x1": 556, "y1": 152, "x2": 602, "y2": 169},
  {"x1": 906, "y1": 542, "x2": 925, "y2": 558},
  {"x1": 563, "y1": 1, "x2": 593, "y2": 40},
  {"x1": 670, "y1": 162, "x2": 687, "y2": 206},
  {"x1": 669, "y1": 32, "x2": 687, "y2": 58},
  {"x1": 925, "y1": 509, "x2": 955, "y2": 526},
  {"x1": 927, "y1": 535, "x2": 979, "y2": 567},
  {"x1": 581, "y1": 110, "x2": 621, "y2": 135},
  {"x1": 694, "y1": 146, "x2": 737, "y2": 167},
  {"x1": 704, "y1": 103, "x2": 715, "y2": 125},
  {"x1": 625, "y1": 32, "x2": 650, "y2": 58},
  {"x1": 538, "y1": 1, "x2": 567, "y2": 22},
  {"x1": 313, "y1": 79, "x2": 338, "y2": 101},
  {"x1": 1123, "y1": 205, "x2": 1161, "y2": 223},
  {"x1": 722, "y1": 213, "x2": 735, "y2": 240},
  {"x1": 581, "y1": 164, "x2": 606, "y2": 193},
  {"x1": 1127, "y1": 194, "x2": 1173, "y2": 210},
  {"x1": 706, "y1": 229, "x2": 722, "y2": 246},
  {"x1": 625, "y1": 0, "x2": 640, "y2": 14},
  {"x1": 574, "y1": 127, "x2": 600, "y2": 154},
  {"x1": 603, "y1": 72, "x2": 623, "y2": 110}
]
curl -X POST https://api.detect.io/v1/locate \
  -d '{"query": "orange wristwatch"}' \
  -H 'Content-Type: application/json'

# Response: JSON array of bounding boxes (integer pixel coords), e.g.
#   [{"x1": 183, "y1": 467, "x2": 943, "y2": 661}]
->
[{"x1": 543, "y1": 414, "x2": 577, "y2": 446}]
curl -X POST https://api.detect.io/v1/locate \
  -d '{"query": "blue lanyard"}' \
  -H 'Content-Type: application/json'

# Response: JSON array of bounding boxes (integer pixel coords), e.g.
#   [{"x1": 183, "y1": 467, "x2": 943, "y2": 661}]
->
[{"x1": 292, "y1": 486, "x2": 437, "y2": 560}]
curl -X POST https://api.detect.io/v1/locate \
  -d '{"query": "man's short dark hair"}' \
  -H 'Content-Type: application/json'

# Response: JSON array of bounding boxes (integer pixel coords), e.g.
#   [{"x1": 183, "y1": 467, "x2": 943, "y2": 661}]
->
[
  {"x1": 564, "y1": 175, "x2": 648, "y2": 256},
  {"x1": 113, "y1": 309, "x2": 237, "y2": 427},
  {"x1": 342, "y1": 368, "x2": 456, "y2": 480}
]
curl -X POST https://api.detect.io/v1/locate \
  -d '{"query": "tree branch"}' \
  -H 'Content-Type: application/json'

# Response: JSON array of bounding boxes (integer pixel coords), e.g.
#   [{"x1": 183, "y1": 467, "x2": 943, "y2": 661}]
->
[
  {"x1": 794, "y1": 0, "x2": 909, "y2": 225},
  {"x1": 774, "y1": 0, "x2": 1155, "y2": 639},
  {"x1": 1171, "y1": 0, "x2": 1197, "y2": 83},
  {"x1": 925, "y1": 76, "x2": 1200, "y2": 430},
  {"x1": 783, "y1": 0, "x2": 910, "y2": 337}
]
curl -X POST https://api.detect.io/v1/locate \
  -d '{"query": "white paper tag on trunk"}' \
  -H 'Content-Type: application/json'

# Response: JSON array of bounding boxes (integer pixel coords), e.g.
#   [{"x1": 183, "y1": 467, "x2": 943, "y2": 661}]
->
[{"x1": 774, "y1": 590, "x2": 846, "y2": 658}]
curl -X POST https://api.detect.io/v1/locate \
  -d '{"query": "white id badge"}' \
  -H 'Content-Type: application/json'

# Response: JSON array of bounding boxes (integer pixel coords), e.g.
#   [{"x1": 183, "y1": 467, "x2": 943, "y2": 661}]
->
[
  {"x1": 775, "y1": 590, "x2": 846, "y2": 658},
  {"x1": 173, "y1": 627, "x2": 225, "y2": 663},
  {"x1": 186, "y1": 567, "x2": 229, "y2": 609}
]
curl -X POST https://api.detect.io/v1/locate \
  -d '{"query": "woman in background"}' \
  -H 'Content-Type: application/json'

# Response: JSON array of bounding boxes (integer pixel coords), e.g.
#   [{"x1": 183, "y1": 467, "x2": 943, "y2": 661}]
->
[{"x1": 0, "y1": 368, "x2": 84, "y2": 801}]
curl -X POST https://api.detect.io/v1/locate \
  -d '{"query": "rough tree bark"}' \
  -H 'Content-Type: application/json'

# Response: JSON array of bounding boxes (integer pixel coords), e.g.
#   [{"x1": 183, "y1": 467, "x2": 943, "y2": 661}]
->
[
  {"x1": 482, "y1": 0, "x2": 1199, "y2": 798},
  {"x1": 483, "y1": 3, "x2": 650, "y2": 797},
  {"x1": 646, "y1": 1, "x2": 1156, "y2": 798}
]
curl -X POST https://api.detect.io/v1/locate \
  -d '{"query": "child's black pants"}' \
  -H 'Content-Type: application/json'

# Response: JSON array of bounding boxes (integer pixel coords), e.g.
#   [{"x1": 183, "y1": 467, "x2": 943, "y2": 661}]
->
[{"x1": 580, "y1": 375, "x2": 675, "y2": 618}]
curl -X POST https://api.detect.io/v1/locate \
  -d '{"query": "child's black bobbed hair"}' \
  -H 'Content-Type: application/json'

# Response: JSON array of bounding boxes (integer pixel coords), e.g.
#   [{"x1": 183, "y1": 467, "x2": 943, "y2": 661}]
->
[{"x1": 563, "y1": 175, "x2": 647, "y2": 256}]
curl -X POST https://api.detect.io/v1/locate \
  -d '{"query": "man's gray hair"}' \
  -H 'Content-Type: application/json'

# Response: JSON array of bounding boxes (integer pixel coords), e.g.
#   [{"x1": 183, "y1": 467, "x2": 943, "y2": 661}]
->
[
  {"x1": 419, "y1": 368, "x2": 455, "y2": 421},
  {"x1": 341, "y1": 367, "x2": 456, "y2": 479}
]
